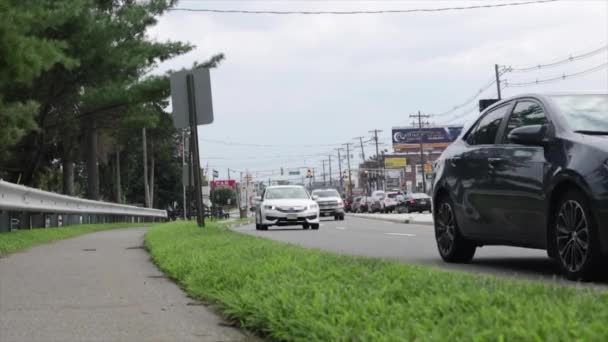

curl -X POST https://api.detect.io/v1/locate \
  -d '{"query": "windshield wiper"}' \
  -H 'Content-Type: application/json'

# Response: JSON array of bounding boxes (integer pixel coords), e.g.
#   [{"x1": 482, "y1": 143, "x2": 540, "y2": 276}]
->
[{"x1": 575, "y1": 130, "x2": 608, "y2": 135}]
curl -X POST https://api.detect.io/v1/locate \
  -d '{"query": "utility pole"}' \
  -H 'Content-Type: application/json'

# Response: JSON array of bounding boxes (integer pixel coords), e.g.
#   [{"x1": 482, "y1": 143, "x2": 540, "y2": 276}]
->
[
  {"x1": 354, "y1": 136, "x2": 366, "y2": 162},
  {"x1": 227, "y1": 168, "x2": 231, "y2": 180},
  {"x1": 369, "y1": 129, "x2": 382, "y2": 191},
  {"x1": 409, "y1": 111, "x2": 431, "y2": 193},
  {"x1": 343, "y1": 143, "x2": 353, "y2": 198},
  {"x1": 335, "y1": 148, "x2": 343, "y2": 190},
  {"x1": 328, "y1": 155, "x2": 332, "y2": 187},
  {"x1": 322, "y1": 160, "x2": 327, "y2": 187},
  {"x1": 495, "y1": 64, "x2": 502, "y2": 100}
]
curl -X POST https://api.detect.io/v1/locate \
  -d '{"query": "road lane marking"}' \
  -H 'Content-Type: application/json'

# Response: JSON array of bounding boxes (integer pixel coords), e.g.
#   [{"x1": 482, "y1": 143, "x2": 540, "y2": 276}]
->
[
  {"x1": 335, "y1": 227, "x2": 346, "y2": 230},
  {"x1": 384, "y1": 233, "x2": 416, "y2": 237}
]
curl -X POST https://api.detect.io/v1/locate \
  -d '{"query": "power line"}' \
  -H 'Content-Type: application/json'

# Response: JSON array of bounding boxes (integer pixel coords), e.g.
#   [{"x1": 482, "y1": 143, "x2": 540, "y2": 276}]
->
[
  {"x1": 503, "y1": 45, "x2": 608, "y2": 73},
  {"x1": 504, "y1": 62, "x2": 608, "y2": 87},
  {"x1": 169, "y1": 0, "x2": 559, "y2": 15},
  {"x1": 199, "y1": 137, "x2": 342, "y2": 148},
  {"x1": 432, "y1": 78, "x2": 497, "y2": 116}
]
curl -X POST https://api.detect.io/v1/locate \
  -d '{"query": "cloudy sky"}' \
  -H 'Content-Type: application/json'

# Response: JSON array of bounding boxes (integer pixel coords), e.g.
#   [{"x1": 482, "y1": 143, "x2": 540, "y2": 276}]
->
[{"x1": 148, "y1": 0, "x2": 608, "y2": 181}]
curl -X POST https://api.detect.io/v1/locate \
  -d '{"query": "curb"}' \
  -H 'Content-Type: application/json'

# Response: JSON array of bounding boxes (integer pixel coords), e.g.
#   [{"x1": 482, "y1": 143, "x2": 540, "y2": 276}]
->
[{"x1": 347, "y1": 214, "x2": 434, "y2": 226}]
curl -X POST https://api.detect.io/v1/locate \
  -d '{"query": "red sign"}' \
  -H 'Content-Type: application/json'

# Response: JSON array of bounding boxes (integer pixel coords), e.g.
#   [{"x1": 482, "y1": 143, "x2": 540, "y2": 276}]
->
[{"x1": 210, "y1": 180, "x2": 236, "y2": 189}]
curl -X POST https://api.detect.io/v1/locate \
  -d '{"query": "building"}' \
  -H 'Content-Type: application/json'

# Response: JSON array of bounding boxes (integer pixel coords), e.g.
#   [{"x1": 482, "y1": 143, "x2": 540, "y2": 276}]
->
[{"x1": 386, "y1": 125, "x2": 464, "y2": 193}]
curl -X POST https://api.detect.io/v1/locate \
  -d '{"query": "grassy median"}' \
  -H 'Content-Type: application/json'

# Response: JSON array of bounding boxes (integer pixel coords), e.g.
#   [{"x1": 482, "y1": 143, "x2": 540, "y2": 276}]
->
[
  {"x1": 0, "y1": 223, "x2": 144, "y2": 257},
  {"x1": 146, "y1": 221, "x2": 608, "y2": 341}
]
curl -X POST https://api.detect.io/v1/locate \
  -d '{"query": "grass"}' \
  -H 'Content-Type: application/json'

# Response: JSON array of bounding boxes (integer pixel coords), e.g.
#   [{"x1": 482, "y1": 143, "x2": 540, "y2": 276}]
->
[
  {"x1": 0, "y1": 223, "x2": 144, "y2": 257},
  {"x1": 146, "y1": 220, "x2": 608, "y2": 341}
]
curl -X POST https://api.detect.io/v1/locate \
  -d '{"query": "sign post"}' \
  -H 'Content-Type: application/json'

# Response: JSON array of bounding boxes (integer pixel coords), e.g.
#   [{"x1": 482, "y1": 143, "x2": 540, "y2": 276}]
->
[{"x1": 170, "y1": 68, "x2": 214, "y2": 227}]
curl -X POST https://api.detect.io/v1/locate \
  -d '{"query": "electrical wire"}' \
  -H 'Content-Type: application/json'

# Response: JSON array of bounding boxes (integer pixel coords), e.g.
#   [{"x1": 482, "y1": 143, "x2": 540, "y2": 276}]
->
[
  {"x1": 503, "y1": 45, "x2": 608, "y2": 73},
  {"x1": 200, "y1": 138, "x2": 343, "y2": 148},
  {"x1": 432, "y1": 78, "x2": 497, "y2": 117},
  {"x1": 504, "y1": 62, "x2": 608, "y2": 87},
  {"x1": 168, "y1": 0, "x2": 559, "y2": 15}
]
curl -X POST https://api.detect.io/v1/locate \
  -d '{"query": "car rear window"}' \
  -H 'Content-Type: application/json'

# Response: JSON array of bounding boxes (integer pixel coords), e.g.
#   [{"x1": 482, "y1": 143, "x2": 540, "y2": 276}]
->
[{"x1": 387, "y1": 193, "x2": 398, "y2": 198}]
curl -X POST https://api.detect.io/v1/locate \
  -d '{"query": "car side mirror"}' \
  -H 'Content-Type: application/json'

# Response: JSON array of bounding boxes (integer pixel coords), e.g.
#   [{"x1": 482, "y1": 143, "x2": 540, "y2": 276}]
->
[
  {"x1": 312, "y1": 195, "x2": 319, "y2": 201},
  {"x1": 508, "y1": 124, "x2": 546, "y2": 146}
]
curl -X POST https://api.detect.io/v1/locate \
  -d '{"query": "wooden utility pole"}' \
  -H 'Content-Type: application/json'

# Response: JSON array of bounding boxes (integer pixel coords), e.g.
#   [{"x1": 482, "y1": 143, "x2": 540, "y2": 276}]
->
[
  {"x1": 328, "y1": 155, "x2": 332, "y2": 186},
  {"x1": 343, "y1": 143, "x2": 353, "y2": 198},
  {"x1": 322, "y1": 160, "x2": 327, "y2": 186},
  {"x1": 142, "y1": 128, "x2": 151, "y2": 208},
  {"x1": 335, "y1": 148, "x2": 343, "y2": 190},
  {"x1": 409, "y1": 111, "x2": 431, "y2": 193},
  {"x1": 369, "y1": 129, "x2": 383, "y2": 191}
]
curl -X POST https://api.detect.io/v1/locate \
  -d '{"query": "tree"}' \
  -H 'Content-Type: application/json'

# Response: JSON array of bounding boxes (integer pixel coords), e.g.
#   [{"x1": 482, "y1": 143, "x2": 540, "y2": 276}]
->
[{"x1": 214, "y1": 188, "x2": 237, "y2": 207}]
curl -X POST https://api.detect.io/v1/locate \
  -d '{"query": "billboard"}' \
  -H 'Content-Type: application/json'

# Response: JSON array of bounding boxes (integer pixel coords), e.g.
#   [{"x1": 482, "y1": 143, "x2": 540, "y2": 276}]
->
[
  {"x1": 384, "y1": 157, "x2": 407, "y2": 169},
  {"x1": 392, "y1": 126, "x2": 463, "y2": 151},
  {"x1": 210, "y1": 180, "x2": 236, "y2": 189}
]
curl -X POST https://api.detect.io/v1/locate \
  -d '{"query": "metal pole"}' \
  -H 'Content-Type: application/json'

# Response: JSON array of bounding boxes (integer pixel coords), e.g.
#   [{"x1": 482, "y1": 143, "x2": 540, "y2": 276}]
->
[
  {"x1": 322, "y1": 160, "x2": 326, "y2": 186},
  {"x1": 336, "y1": 148, "x2": 343, "y2": 190},
  {"x1": 495, "y1": 64, "x2": 502, "y2": 100},
  {"x1": 182, "y1": 130, "x2": 187, "y2": 220},
  {"x1": 186, "y1": 73, "x2": 204, "y2": 227}
]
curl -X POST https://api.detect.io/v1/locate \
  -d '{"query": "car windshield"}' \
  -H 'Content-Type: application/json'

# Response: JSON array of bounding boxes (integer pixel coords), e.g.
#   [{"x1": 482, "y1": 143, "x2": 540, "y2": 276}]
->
[
  {"x1": 265, "y1": 187, "x2": 309, "y2": 200},
  {"x1": 387, "y1": 193, "x2": 398, "y2": 198},
  {"x1": 313, "y1": 190, "x2": 340, "y2": 198},
  {"x1": 551, "y1": 95, "x2": 608, "y2": 133},
  {"x1": 410, "y1": 193, "x2": 430, "y2": 199}
]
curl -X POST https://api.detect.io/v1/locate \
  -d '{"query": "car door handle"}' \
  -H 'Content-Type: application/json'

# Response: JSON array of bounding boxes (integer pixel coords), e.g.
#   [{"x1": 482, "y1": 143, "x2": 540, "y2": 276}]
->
[
  {"x1": 488, "y1": 157, "x2": 504, "y2": 169},
  {"x1": 449, "y1": 156, "x2": 462, "y2": 167}
]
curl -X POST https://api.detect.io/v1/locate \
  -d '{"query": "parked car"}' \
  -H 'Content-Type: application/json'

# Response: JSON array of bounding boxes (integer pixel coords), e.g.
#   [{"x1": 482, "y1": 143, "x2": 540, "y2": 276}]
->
[
  {"x1": 255, "y1": 185, "x2": 320, "y2": 230},
  {"x1": 432, "y1": 93, "x2": 608, "y2": 280},
  {"x1": 370, "y1": 190, "x2": 387, "y2": 213},
  {"x1": 397, "y1": 193, "x2": 432, "y2": 213},
  {"x1": 352, "y1": 196, "x2": 369, "y2": 213},
  {"x1": 344, "y1": 196, "x2": 354, "y2": 213},
  {"x1": 384, "y1": 192, "x2": 402, "y2": 213},
  {"x1": 311, "y1": 189, "x2": 345, "y2": 220}
]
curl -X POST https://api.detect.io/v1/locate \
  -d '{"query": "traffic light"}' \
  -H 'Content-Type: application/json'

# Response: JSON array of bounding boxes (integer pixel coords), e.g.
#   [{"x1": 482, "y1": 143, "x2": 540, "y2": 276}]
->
[{"x1": 306, "y1": 168, "x2": 313, "y2": 178}]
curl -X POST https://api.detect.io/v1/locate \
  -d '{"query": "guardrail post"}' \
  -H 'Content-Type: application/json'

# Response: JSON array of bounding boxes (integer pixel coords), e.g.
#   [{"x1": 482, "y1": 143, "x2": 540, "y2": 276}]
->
[
  {"x1": 20, "y1": 213, "x2": 32, "y2": 229},
  {"x1": 0, "y1": 211, "x2": 9, "y2": 233},
  {"x1": 49, "y1": 214, "x2": 59, "y2": 227}
]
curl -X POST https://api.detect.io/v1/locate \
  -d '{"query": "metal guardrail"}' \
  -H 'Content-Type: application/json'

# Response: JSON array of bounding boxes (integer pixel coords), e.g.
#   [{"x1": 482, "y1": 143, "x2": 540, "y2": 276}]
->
[{"x1": 0, "y1": 179, "x2": 167, "y2": 232}]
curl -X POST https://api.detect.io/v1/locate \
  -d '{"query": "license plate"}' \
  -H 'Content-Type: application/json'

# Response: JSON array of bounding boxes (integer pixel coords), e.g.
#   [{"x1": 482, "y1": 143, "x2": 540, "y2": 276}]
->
[
  {"x1": 420, "y1": 201, "x2": 427, "y2": 204},
  {"x1": 287, "y1": 214, "x2": 298, "y2": 220}
]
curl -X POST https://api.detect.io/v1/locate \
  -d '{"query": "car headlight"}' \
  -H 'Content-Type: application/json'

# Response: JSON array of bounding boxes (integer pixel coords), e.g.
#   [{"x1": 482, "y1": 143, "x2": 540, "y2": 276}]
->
[
  {"x1": 264, "y1": 205, "x2": 275, "y2": 210},
  {"x1": 337, "y1": 200, "x2": 344, "y2": 207},
  {"x1": 309, "y1": 203, "x2": 318, "y2": 210}
]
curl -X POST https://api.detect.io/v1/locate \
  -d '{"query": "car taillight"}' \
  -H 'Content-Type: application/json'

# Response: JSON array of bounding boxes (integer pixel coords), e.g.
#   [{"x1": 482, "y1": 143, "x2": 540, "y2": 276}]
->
[
  {"x1": 408, "y1": 199, "x2": 416, "y2": 204},
  {"x1": 385, "y1": 199, "x2": 390, "y2": 203}
]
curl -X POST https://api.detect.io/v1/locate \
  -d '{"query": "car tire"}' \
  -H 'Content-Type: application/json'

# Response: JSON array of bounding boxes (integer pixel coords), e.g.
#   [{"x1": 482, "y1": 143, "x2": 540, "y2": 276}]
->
[
  {"x1": 434, "y1": 195, "x2": 476, "y2": 263},
  {"x1": 340, "y1": 214, "x2": 345, "y2": 221},
  {"x1": 255, "y1": 224, "x2": 261, "y2": 230},
  {"x1": 311, "y1": 224, "x2": 319, "y2": 230},
  {"x1": 550, "y1": 190, "x2": 604, "y2": 281},
  {"x1": 303, "y1": 224, "x2": 310, "y2": 229},
  {"x1": 334, "y1": 215, "x2": 340, "y2": 221}
]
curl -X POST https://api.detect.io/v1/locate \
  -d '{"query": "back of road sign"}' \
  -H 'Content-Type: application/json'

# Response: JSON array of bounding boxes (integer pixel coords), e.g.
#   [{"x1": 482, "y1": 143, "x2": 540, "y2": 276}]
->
[{"x1": 170, "y1": 68, "x2": 214, "y2": 129}]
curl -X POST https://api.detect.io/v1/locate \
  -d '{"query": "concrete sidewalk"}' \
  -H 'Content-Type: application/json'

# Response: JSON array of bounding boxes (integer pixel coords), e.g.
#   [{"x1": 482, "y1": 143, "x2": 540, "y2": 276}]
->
[
  {"x1": 0, "y1": 228, "x2": 254, "y2": 342},
  {"x1": 349, "y1": 213, "x2": 434, "y2": 226}
]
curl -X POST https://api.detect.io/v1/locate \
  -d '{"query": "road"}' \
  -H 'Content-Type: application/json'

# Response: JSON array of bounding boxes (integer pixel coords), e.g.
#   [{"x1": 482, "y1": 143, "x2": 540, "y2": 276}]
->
[
  {"x1": 0, "y1": 228, "x2": 255, "y2": 342},
  {"x1": 236, "y1": 215, "x2": 602, "y2": 286}
]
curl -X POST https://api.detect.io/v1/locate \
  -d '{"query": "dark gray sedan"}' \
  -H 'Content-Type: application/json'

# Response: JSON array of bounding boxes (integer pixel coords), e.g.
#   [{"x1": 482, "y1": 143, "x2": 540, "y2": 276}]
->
[{"x1": 432, "y1": 93, "x2": 608, "y2": 280}]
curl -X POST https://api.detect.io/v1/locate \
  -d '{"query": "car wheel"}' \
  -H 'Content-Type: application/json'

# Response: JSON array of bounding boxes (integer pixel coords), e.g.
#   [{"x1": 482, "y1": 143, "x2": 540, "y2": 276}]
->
[
  {"x1": 551, "y1": 190, "x2": 603, "y2": 281},
  {"x1": 340, "y1": 214, "x2": 345, "y2": 221},
  {"x1": 303, "y1": 224, "x2": 310, "y2": 229},
  {"x1": 334, "y1": 215, "x2": 340, "y2": 221},
  {"x1": 434, "y1": 196, "x2": 476, "y2": 263},
  {"x1": 255, "y1": 224, "x2": 261, "y2": 230},
  {"x1": 311, "y1": 224, "x2": 319, "y2": 230}
]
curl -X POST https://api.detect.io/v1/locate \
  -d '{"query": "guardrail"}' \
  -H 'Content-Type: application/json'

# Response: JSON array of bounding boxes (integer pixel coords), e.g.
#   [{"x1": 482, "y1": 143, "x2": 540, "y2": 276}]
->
[{"x1": 0, "y1": 179, "x2": 167, "y2": 232}]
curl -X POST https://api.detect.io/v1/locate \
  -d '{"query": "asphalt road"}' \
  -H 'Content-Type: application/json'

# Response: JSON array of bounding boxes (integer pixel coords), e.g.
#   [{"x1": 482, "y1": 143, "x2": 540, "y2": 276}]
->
[
  {"x1": 0, "y1": 228, "x2": 256, "y2": 342},
  {"x1": 236, "y1": 215, "x2": 606, "y2": 286}
]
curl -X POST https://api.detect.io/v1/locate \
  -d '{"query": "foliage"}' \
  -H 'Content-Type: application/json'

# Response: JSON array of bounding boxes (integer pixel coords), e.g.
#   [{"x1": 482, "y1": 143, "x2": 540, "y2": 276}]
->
[
  {"x1": 147, "y1": 221, "x2": 608, "y2": 341},
  {"x1": 214, "y1": 188, "x2": 237, "y2": 206}
]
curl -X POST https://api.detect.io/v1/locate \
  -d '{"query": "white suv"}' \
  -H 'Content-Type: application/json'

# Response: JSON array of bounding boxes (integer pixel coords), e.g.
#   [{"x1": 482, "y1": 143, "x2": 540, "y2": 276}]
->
[
  {"x1": 311, "y1": 189, "x2": 345, "y2": 220},
  {"x1": 255, "y1": 186, "x2": 320, "y2": 230}
]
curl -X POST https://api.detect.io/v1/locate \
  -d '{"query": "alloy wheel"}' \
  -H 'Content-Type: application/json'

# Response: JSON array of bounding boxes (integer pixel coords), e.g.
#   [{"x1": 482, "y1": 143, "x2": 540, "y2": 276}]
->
[
  {"x1": 556, "y1": 200, "x2": 590, "y2": 273},
  {"x1": 436, "y1": 202, "x2": 456, "y2": 256}
]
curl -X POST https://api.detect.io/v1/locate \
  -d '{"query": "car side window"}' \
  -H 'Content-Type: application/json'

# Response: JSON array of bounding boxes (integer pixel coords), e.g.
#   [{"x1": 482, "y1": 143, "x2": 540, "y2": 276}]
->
[
  {"x1": 503, "y1": 100, "x2": 547, "y2": 141},
  {"x1": 465, "y1": 104, "x2": 510, "y2": 145}
]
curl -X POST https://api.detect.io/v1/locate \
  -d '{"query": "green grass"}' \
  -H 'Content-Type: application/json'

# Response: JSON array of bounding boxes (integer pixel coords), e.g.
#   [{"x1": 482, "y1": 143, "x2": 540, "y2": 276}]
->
[
  {"x1": 146, "y1": 221, "x2": 608, "y2": 341},
  {"x1": 0, "y1": 223, "x2": 144, "y2": 257}
]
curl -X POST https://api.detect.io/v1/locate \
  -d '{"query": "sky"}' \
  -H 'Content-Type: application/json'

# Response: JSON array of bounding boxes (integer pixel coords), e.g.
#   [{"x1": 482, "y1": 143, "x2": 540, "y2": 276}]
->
[{"x1": 147, "y1": 0, "x2": 608, "y2": 182}]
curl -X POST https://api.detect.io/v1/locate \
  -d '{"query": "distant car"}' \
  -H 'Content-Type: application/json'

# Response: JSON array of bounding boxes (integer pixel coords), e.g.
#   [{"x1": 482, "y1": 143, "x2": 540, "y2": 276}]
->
[
  {"x1": 352, "y1": 196, "x2": 368, "y2": 213},
  {"x1": 370, "y1": 190, "x2": 387, "y2": 213},
  {"x1": 432, "y1": 93, "x2": 608, "y2": 280},
  {"x1": 311, "y1": 189, "x2": 345, "y2": 220},
  {"x1": 384, "y1": 192, "x2": 402, "y2": 213},
  {"x1": 344, "y1": 196, "x2": 353, "y2": 213},
  {"x1": 255, "y1": 185, "x2": 320, "y2": 230},
  {"x1": 397, "y1": 193, "x2": 432, "y2": 213}
]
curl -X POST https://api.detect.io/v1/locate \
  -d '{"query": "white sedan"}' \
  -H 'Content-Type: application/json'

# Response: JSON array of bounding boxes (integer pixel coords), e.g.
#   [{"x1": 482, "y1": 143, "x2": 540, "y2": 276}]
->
[{"x1": 255, "y1": 186, "x2": 320, "y2": 230}]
